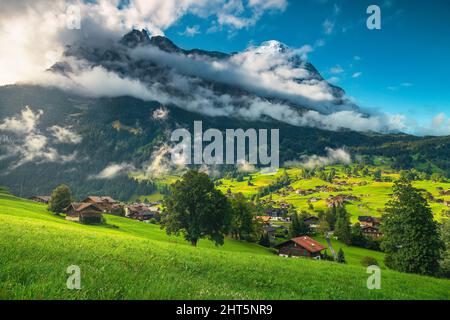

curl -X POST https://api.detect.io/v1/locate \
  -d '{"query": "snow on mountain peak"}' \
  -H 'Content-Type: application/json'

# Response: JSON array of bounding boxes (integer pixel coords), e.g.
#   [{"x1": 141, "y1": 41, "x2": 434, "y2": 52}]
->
[{"x1": 255, "y1": 40, "x2": 290, "y2": 54}]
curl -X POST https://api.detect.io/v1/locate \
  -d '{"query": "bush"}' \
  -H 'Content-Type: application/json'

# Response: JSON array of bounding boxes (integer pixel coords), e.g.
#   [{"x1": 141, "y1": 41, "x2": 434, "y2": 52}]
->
[
  {"x1": 149, "y1": 218, "x2": 157, "y2": 224},
  {"x1": 361, "y1": 256, "x2": 379, "y2": 267}
]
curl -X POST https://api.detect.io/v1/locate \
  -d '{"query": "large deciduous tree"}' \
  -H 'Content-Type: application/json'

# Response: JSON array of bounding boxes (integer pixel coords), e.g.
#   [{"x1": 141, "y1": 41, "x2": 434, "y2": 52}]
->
[
  {"x1": 161, "y1": 170, "x2": 231, "y2": 247},
  {"x1": 48, "y1": 184, "x2": 72, "y2": 214},
  {"x1": 381, "y1": 178, "x2": 444, "y2": 276}
]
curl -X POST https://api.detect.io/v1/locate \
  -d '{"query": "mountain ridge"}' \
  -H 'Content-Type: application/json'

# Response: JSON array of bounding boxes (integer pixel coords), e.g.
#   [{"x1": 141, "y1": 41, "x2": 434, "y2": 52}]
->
[{"x1": 1, "y1": 31, "x2": 450, "y2": 198}]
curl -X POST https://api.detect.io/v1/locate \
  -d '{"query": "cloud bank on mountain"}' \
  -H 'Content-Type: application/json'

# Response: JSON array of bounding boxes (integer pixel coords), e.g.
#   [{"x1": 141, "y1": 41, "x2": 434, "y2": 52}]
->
[{"x1": 0, "y1": 0, "x2": 424, "y2": 135}]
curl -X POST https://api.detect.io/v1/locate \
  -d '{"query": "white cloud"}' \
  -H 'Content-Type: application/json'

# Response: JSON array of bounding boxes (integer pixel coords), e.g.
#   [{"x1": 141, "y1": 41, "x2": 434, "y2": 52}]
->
[
  {"x1": 49, "y1": 125, "x2": 82, "y2": 144},
  {"x1": 179, "y1": 25, "x2": 201, "y2": 37},
  {"x1": 387, "y1": 82, "x2": 413, "y2": 91},
  {"x1": 323, "y1": 19, "x2": 335, "y2": 34},
  {"x1": 0, "y1": 0, "x2": 288, "y2": 86},
  {"x1": 0, "y1": 106, "x2": 42, "y2": 135},
  {"x1": 152, "y1": 107, "x2": 170, "y2": 120},
  {"x1": 327, "y1": 77, "x2": 340, "y2": 84},
  {"x1": 90, "y1": 162, "x2": 136, "y2": 180},
  {"x1": 27, "y1": 46, "x2": 408, "y2": 134},
  {"x1": 0, "y1": 106, "x2": 79, "y2": 168},
  {"x1": 128, "y1": 41, "x2": 342, "y2": 113},
  {"x1": 0, "y1": 1, "x2": 413, "y2": 136},
  {"x1": 330, "y1": 65, "x2": 344, "y2": 74},
  {"x1": 352, "y1": 72, "x2": 362, "y2": 78},
  {"x1": 286, "y1": 147, "x2": 352, "y2": 169},
  {"x1": 412, "y1": 113, "x2": 450, "y2": 136}
]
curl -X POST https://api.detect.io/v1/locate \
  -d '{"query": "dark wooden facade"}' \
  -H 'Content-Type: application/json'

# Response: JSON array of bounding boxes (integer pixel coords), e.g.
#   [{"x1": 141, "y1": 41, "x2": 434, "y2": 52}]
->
[{"x1": 65, "y1": 203, "x2": 103, "y2": 224}]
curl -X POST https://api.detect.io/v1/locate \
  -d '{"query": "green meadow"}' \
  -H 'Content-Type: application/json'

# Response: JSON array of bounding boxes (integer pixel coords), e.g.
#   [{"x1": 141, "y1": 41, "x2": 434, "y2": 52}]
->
[
  {"x1": 1, "y1": 189, "x2": 449, "y2": 300},
  {"x1": 217, "y1": 165, "x2": 450, "y2": 222}
]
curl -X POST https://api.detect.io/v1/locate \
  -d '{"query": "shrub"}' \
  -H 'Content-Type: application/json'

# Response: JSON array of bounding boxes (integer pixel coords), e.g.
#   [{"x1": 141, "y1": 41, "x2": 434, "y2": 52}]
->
[{"x1": 361, "y1": 256, "x2": 379, "y2": 267}]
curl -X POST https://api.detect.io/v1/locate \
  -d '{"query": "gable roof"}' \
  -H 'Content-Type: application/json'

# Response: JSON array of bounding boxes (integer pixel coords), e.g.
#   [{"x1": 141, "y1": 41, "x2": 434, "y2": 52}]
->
[
  {"x1": 76, "y1": 203, "x2": 103, "y2": 212},
  {"x1": 84, "y1": 196, "x2": 117, "y2": 204},
  {"x1": 358, "y1": 216, "x2": 380, "y2": 224},
  {"x1": 275, "y1": 236, "x2": 327, "y2": 253},
  {"x1": 66, "y1": 202, "x2": 103, "y2": 213}
]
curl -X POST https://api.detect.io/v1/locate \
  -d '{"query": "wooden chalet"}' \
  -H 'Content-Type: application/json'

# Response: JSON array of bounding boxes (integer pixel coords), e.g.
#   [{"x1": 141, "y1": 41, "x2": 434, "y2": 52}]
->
[
  {"x1": 303, "y1": 216, "x2": 320, "y2": 230},
  {"x1": 358, "y1": 216, "x2": 380, "y2": 228},
  {"x1": 361, "y1": 226, "x2": 382, "y2": 238},
  {"x1": 64, "y1": 203, "x2": 103, "y2": 224},
  {"x1": 125, "y1": 204, "x2": 160, "y2": 221},
  {"x1": 82, "y1": 196, "x2": 118, "y2": 212},
  {"x1": 265, "y1": 207, "x2": 287, "y2": 217},
  {"x1": 29, "y1": 196, "x2": 51, "y2": 204},
  {"x1": 274, "y1": 236, "x2": 327, "y2": 259}
]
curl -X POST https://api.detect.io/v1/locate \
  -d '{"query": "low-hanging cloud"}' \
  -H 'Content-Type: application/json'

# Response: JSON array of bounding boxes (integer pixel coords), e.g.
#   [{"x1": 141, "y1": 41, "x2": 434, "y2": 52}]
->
[
  {"x1": 286, "y1": 147, "x2": 352, "y2": 169},
  {"x1": 129, "y1": 42, "x2": 345, "y2": 114},
  {"x1": 49, "y1": 125, "x2": 82, "y2": 144},
  {"x1": 89, "y1": 162, "x2": 136, "y2": 180},
  {"x1": 0, "y1": 0, "x2": 411, "y2": 135},
  {"x1": 0, "y1": 106, "x2": 80, "y2": 169}
]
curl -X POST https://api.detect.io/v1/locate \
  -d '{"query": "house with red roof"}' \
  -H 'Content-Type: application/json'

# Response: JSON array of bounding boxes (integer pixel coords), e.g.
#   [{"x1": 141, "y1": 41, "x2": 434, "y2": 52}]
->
[{"x1": 274, "y1": 236, "x2": 327, "y2": 259}]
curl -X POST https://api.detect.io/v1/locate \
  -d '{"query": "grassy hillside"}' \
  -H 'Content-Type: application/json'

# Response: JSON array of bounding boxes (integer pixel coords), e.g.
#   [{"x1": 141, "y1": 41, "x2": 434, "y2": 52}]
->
[
  {"x1": 1, "y1": 190, "x2": 449, "y2": 300},
  {"x1": 216, "y1": 165, "x2": 450, "y2": 222}
]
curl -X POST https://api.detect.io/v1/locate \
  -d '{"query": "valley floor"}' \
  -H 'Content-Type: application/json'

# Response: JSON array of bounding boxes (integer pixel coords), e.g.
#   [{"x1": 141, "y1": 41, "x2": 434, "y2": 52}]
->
[{"x1": 0, "y1": 191, "x2": 449, "y2": 300}]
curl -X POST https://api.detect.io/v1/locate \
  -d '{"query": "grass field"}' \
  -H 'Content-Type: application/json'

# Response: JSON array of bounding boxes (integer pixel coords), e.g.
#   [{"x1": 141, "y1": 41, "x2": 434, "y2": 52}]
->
[
  {"x1": 1, "y1": 190, "x2": 449, "y2": 300},
  {"x1": 216, "y1": 165, "x2": 450, "y2": 222}
]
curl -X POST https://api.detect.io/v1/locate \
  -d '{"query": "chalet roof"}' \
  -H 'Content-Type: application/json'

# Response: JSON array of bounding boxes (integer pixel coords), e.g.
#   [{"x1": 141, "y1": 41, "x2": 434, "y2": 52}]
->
[
  {"x1": 66, "y1": 202, "x2": 103, "y2": 212},
  {"x1": 303, "y1": 216, "x2": 320, "y2": 223},
  {"x1": 275, "y1": 236, "x2": 327, "y2": 253},
  {"x1": 64, "y1": 202, "x2": 81, "y2": 211},
  {"x1": 358, "y1": 216, "x2": 377, "y2": 222},
  {"x1": 78, "y1": 203, "x2": 104, "y2": 212},
  {"x1": 84, "y1": 196, "x2": 117, "y2": 204}
]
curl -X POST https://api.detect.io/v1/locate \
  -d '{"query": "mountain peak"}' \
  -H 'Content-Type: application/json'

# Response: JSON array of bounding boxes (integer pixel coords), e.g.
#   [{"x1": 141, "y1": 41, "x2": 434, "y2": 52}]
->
[
  {"x1": 120, "y1": 29, "x2": 151, "y2": 48},
  {"x1": 149, "y1": 36, "x2": 182, "y2": 53},
  {"x1": 256, "y1": 40, "x2": 290, "y2": 54}
]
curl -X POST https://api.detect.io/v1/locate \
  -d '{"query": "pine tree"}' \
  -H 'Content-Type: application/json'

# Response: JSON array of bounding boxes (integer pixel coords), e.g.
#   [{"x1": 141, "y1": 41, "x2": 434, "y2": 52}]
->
[
  {"x1": 334, "y1": 207, "x2": 352, "y2": 245},
  {"x1": 289, "y1": 211, "x2": 309, "y2": 238},
  {"x1": 381, "y1": 178, "x2": 444, "y2": 275},
  {"x1": 337, "y1": 248, "x2": 346, "y2": 263}
]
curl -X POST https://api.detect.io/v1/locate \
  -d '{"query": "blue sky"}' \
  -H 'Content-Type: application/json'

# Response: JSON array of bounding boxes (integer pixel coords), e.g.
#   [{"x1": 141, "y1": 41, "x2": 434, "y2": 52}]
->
[{"x1": 163, "y1": 0, "x2": 450, "y2": 131}]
